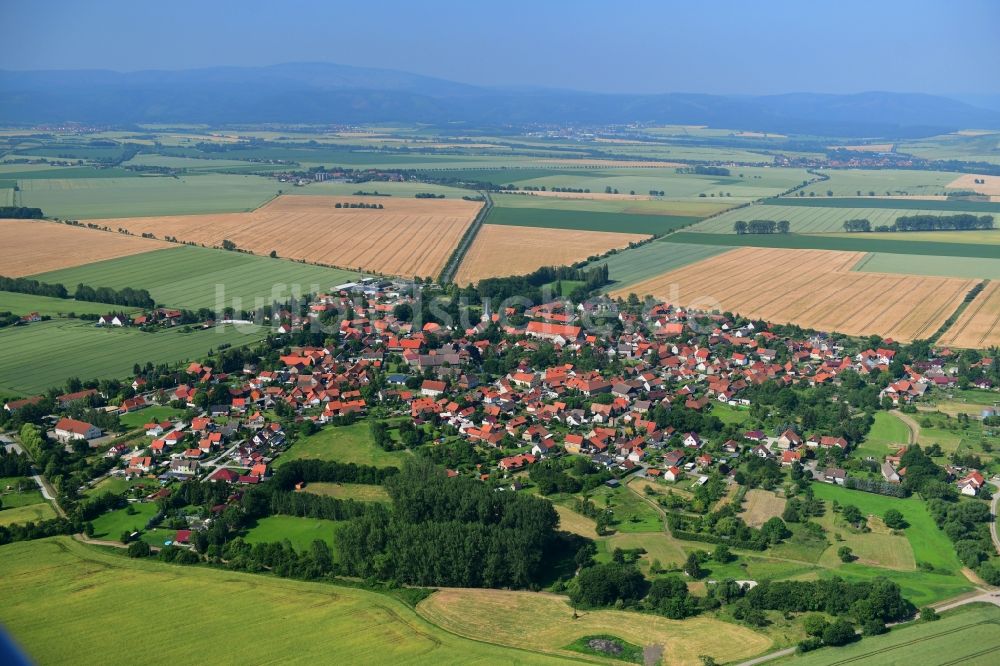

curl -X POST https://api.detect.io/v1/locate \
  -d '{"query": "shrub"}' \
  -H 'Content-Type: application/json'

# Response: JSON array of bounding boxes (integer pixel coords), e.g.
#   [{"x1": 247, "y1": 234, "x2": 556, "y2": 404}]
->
[
  {"x1": 127, "y1": 540, "x2": 151, "y2": 558},
  {"x1": 920, "y1": 607, "x2": 940, "y2": 622},
  {"x1": 822, "y1": 619, "x2": 857, "y2": 646}
]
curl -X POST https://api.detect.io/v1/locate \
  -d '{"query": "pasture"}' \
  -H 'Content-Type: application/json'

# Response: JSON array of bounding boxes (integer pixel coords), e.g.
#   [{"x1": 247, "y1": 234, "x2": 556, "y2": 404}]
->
[
  {"x1": 453, "y1": 224, "x2": 646, "y2": 285},
  {"x1": 785, "y1": 603, "x2": 1000, "y2": 666},
  {"x1": 100, "y1": 195, "x2": 482, "y2": 278},
  {"x1": 816, "y1": 513, "x2": 915, "y2": 571},
  {"x1": 418, "y1": 588, "x2": 772, "y2": 666},
  {"x1": 32, "y1": 245, "x2": 358, "y2": 311},
  {"x1": 0, "y1": 319, "x2": 268, "y2": 395},
  {"x1": 18, "y1": 173, "x2": 282, "y2": 218},
  {"x1": 300, "y1": 482, "x2": 390, "y2": 503},
  {"x1": 742, "y1": 489, "x2": 786, "y2": 528},
  {"x1": 610, "y1": 247, "x2": 976, "y2": 341},
  {"x1": 0, "y1": 501, "x2": 55, "y2": 526},
  {"x1": 0, "y1": 290, "x2": 140, "y2": 317},
  {"x1": 243, "y1": 515, "x2": 341, "y2": 551},
  {"x1": 0, "y1": 219, "x2": 168, "y2": 276},
  {"x1": 274, "y1": 421, "x2": 411, "y2": 469},
  {"x1": 938, "y1": 281, "x2": 1000, "y2": 349},
  {"x1": 485, "y1": 203, "x2": 697, "y2": 235},
  {"x1": 0, "y1": 538, "x2": 572, "y2": 665},
  {"x1": 690, "y1": 202, "x2": 995, "y2": 234}
]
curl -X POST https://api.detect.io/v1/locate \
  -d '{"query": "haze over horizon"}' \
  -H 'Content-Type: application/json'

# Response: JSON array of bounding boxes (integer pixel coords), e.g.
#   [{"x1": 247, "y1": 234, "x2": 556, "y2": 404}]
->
[{"x1": 4, "y1": 0, "x2": 999, "y2": 97}]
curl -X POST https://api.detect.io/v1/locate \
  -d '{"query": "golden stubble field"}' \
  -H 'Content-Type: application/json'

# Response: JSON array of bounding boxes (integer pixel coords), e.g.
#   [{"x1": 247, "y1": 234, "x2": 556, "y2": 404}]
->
[
  {"x1": 0, "y1": 218, "x2": 169, "y2": 275},
  {"x1": 611, "y1": 247, "x2": 977, "y2": 341},
  {"x1": 454, "y1": 224, "x2": 647, "y2": 285},
  {"x1": 92, "y1": 195, "x2": 483, "y2": 278},
  {"x1": 947, "y1": 173, "x2": 1000, "y2": 196},
  {"x1": 937, "y1": 280, "x2": 1000, "y2": 348}
]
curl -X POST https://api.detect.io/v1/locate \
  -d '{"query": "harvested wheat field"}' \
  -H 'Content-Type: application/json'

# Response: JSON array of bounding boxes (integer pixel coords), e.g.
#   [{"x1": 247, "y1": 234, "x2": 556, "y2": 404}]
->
[
  {"x1": 938, "y1": 281, "x2": 1000, "y2": 348},
  {"x1": 454, "y1": 224, "x2": 647, "y2": 285},
  {"x1": 516, "y1": 190, "x2": 657, "y2": 201},
  {"x1": 947, "y1": 173, "x2": 1000, "y2": 196},
  {"x1": 95, "y1": 195, "x2": 482, "y2": 278},
  {"x1": 0, "y1": 218, "x2": 169, "y2": 276},
  {"x1": 742, "y1": 489, "x2": 787, "y2": 528},
  {"x1": 417, "y1": 588, "x2": 771, "y2": 665},
  {"x1": 834, "y1": 143, "x2": 894, "y2": 152},
  {"x1": 536, "y1": 158, "x2": 684, "y2": 168},
  {"x1": 612, "y1": 247, "x2": 976, "y2": 341}
]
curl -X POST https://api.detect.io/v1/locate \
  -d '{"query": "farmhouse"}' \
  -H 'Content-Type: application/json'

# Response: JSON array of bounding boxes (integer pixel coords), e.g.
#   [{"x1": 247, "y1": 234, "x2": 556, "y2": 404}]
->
[
  {"x1": 525, "y1": 321, "x2": 582, "y2": 345},
  {"x1": 53, "y1": 417, "x2": 102, "y2": 442}
]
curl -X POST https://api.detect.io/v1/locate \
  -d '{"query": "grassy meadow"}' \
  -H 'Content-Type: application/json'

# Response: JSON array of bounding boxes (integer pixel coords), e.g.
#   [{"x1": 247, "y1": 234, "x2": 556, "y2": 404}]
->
[
  {"x1": 0, "y1": 537, "x2": 575, "y2": 665},
  {"x1": 274, "y1": 421, "x2": 412, "y2": 469},
  {"x1": 243, "y1": 515, "x2": 342, "y2": 551},
  {"x1": 0, "y1": 290, "x2": 140, "y2": 317},
  {"x1": 31, "y1": 245, "x2": 358, "y2": 311},
  {"x1": 0, "y1": 319, "x2": 268, "y2": 395},
  {"x1": 854, "y1": 412, "x2": 911, "y2": 460},
  {"x1": 301, "y1": 482, "x2": 390, "y2": 502}
]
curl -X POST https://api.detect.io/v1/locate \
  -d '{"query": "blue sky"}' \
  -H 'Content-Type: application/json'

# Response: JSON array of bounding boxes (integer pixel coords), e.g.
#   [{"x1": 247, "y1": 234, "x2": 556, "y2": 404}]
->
[{"x1": 3, "y1": 0, "x2": 998, "y2": 95}]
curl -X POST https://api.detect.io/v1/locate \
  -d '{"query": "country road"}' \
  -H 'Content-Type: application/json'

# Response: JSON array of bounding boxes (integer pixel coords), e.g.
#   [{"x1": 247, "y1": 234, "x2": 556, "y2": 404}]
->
[{"x1": 990, "y1": 480, "x2": 1000, "y2": 555}]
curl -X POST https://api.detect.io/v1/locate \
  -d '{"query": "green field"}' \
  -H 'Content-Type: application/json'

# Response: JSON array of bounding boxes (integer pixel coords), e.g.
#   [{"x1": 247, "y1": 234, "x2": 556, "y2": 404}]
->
[
  {"x1": 854, "y1": 412, "x2": 911, "y2": 460},
  {"x1": 769, "y1": 196, "x2": 1000, "y2": 213},
  {"x1": 853, "y1": 253, "x2": 1000, "y2": 279},
  {"x1": 592, "y1": 241, "x2": 727, "y2": 291},
  {"x1": 32, "y1": 245, "x2": 358, "y2": 311},
  {"x1": 302, "y1": 482, "x2": 391, "y2": 502},
  {"x1": 786, "y1": 169, "x2": 968, "y2": 197},
  {"x1": 0, "y1": 537, "x2": 573, "y2": 665},
  {"x1": 119, "y1": 406, "x2": 186, "y2": 429},
  {"x1": 18, "y1": 173, "x2": 282, "y2": 218},
  {"x1": 0, "y1": 291, "x2": 139, "y2": 317},
  {"x1": 243, "y1": 515, "x2": 342, "y2": 551},
  {"x1": 304, "y1": 179, "x2": 476, "y2": 198},
  {"x1": 663, "y1": 231, "x2": 1000, "y2": 259},
  {"x1": 0, "y1": 501, "x2": 56, "y2": 526},
  {"x1": 274, "y1": 421, "x2": 412, "y2": 469},
  {"x1": 0, "y1": 318, "x2": 268, "y2": 395},
  {"x1": 900, "y1": 132, "x2": 1000, "y2": 165},
  {"x1": 89, "y1": 502, "x2": 161, "y2": 540},
  {"x1": 491, "y1": 192, "x2": 734, "y2": 217},
  {"x1": 485, "y1": 205, "x2": 696, "y2": 235},
  {"x1": 588, "y1": 484, "x2": 663, "y2": 533},
  {"x1": 781, "y1": 603, "x2": 1000, "y2": 665},
  {"x1": 690, "y1": 203, "x2": 995, "y2": 234}
]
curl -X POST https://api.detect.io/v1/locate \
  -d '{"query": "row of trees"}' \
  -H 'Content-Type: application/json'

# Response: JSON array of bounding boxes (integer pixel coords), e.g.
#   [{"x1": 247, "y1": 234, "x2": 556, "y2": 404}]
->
[
  {"x1": 0, "y1": 275, "x2": 154, "y2": 308},
  {"x1": 843, "y1": 214, "x2": 994, "y2": 233},
  {"x1": 734, "y1": 219, "x2": 790, "y2": 234}
]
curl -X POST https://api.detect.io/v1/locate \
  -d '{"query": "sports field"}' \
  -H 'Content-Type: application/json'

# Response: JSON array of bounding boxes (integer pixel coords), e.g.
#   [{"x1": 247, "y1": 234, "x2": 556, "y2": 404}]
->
[
  {"x1": 786, "y1": 603, "x2": 1000, "y2": 666},
  {"x1": 690, "y1": 203, "x2": 995, "y2": 234},
  {"x1": 99, "y1": 195, "x2": 482, "y2": 278},
  {"x1": 0, "y1": 291, "x2": 140, "y2": 317},
  {"x1": 937, "y1": 280, "x2": 1000, "y2": 348},
  {"x1": 611, "y1": 247, "x2": 976, "y2": 341},
  {"x1": 274, "y1": 422, "x2": 412, "y2": 469},
  {"x1": 0, "y1": 538, "x2": 573, "y2": 665},
  {"x1": 31, "y1": 245, "x2": 358, "y2": 311},
  {"x1": 454, "y1": 224, "x2": 647, "y2": 285},
  {"x1": 0, "y1": 219, "x2": 169, "y2": 276},
  {"x1": 0, "y1": 319, "x2": 268, "y2": 395},
  {"x1": 18, "y1": 173, "x2": 283, "y2": 218},
  {"x1": 417, "y1": 588, "x2": 772, "y2": 666}
]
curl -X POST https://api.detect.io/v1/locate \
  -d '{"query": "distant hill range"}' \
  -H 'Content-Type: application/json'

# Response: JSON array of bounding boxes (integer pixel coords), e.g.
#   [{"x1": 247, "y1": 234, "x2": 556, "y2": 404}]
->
[{"x1": 2, "y1": 62, "x2": 998, "y2": 137}]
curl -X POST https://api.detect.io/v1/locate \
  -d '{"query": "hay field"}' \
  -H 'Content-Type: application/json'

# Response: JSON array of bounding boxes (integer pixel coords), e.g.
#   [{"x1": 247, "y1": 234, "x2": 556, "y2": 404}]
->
[
  {"x1": 611, "y1": 247, "x2": 977, "y2": 341},
  {"x1": 938, "y1": 280, "x2": 1000, "y2": 348},
  {"x1": 742, "y1": 489, "x2": 787, "y2": 528},
  {"x1": 0, "y1": 219, "x2": 169, "y2": 275},
  {"x1": 95, "y1": 195, "x2": 482, "y2": 278},
  {"x1": 417, "y1": 588, "x2": 772, "y2": 666},
  {"x1": 454, "y1": 224, "x2": 647, "y2": 284},
  {"x1": 948, "y1": 173, "x2": 1000, "y2": 196}
]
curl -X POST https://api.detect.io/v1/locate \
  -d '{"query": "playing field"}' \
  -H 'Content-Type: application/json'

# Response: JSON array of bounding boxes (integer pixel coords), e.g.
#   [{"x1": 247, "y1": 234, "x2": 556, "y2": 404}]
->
[
  {"x1": 938, "y1": 280, "x2": 1000, "y2": 348},
  {"x1": 31, "y1": 245, "x2": 358, "y2": 311},
  {"x1": 0, "y1": 319, "x2": 268, "y2": 395},
  {"x1": 690, "y1": 203, "x2": 995, "y2": 234},
  {"x1": 742, "y1": 489, "x2": 786, "y2": 528},
  {"x1": 417, "y1": 588, "x2": 772, "y2": 666},
  {"x1": 0, "y1": 219, "x2": 169, "y2": 276},
  {"x1": 787, "y1": 603, "x2": 1000, "y2": 666},
  {"x1": 454, "y1": 224, "x2": 647, "y2": 284},
  {"x1": 273, "y1": 422, "x2": 411, "y2": 469},
  {"x1": 17, "y1": 173, "x2": 282, "y2": 218},
  {"x1": 610, "y1": 247, "x2": 976, "y2": 341},
  {"x1": 0, "y1": 538, "x2": 574, "y2": 665},
  {"x1": 97, "y1": 195, "x2": 482, "y2": 278}
]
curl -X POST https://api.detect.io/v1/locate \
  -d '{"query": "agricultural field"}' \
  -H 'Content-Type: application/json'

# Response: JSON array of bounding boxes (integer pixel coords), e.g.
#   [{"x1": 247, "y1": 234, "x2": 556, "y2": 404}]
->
[
  {"x1": 0, "y1": 319, "x2": 268, "y2": 395},
  {"x1": 0, "y1": 538, "x2": 573, "y2": 665},
  {"x1": 593, "y1": 241, "x2": 728, "y2": 292},
  {"x1": 32, "y1": 244, "x2": 358, "y2": 311},
  {"x1": 784, "y1": 603, "x2": 1000, "y2": 666},
  {"x1": 0, "y1": 501, "x2": 56, "y2": 526},
  {"x1": 0, "y1": 219, "x2": 169, "y2": 276},
  {"x1": 417, "y1": 588, "x2": 773, "y2": 666},
  {"x1": 243, "y1": 515, "x2": 341, "y2": 551},
  {"x1": 454, "y1": 224, "x2": 646, "y2": 284},
  {"x1": 305, "y1": 179, "x2": 477, "y2": 198},
  {"x1": 938, "y1": 280, "x2": 1000, "y2": 348},
  {"x1": 300, "y1": 482, "x2": 390, "y2": 503},
  {"x1": 853, "y1": 252, "x2": 1000, "y2": 280},
  {"x1": 492, "y1": 191, "x2": 736, "y2": 217},
  {"x1": 788, "y1": 169, "x2": 966, "y2": 197},
  {"x1": 100, "y1": 195, "x2": 482, "y2": 278},
  {"x1": 18, "y1": 173, "x2": 283, "y2": 218},
  {"x1": 947, "y1": 172, "x2": 1000, "y2": 196},
  {"x1": 0, "y1": 290, "x2": 140, "y2": 317},
  {"x1": 741, "y1": 489, "x2": 786, "y2": 528},
  {"x1": 689, "y1": 202, "x2": 996, "y2": 234},
  {"x1": 273, "y1": 421, "x2": 411, "y2": 469},
  {"x1": 610, "y1": 247, "x2": 977, "y2": 341},
  {"x1": 900, "y1": 131, "x2": 1000, "y2": 165},
  {"x1": 485, "y1": 202, "x2": 698, "y2": 235}
]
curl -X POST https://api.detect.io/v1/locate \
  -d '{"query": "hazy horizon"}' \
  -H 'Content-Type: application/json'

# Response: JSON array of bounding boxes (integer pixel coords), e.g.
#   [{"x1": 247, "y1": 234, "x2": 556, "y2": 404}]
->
[{"x1": 4, "y1": 0, "x2": 999, "y2": 97}]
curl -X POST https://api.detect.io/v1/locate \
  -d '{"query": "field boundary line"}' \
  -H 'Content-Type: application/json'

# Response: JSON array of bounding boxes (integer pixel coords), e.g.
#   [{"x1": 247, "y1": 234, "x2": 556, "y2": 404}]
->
[{"x1": 439, "y1": 191, "x2": 491, "y2": 284}]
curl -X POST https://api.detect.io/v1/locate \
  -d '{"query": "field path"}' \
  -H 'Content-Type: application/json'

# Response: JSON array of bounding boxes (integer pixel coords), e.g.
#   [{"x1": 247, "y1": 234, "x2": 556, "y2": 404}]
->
[
  {"x1": 990, "y1": 480, "x2": 1000, "y2": 555},
  {"x1": 890, "y1": 410, "x2": 920, "y2": 445}
]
